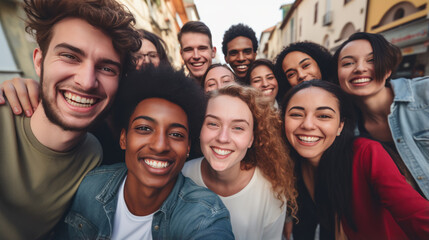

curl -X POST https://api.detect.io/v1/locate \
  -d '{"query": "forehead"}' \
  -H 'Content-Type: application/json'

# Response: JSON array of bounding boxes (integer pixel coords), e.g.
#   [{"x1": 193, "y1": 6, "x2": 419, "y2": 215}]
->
[
  {"x1": 206, "y1": 67, "x2": 233, "y2": 79},
  {"x1": 140, "y1": 39, "x2": 157, "y2": 52},
  {"x1": 251, "y1": 65, "x2": 272, "y2": 75},
  {"x1": 340, "y1": 39, "x2": 372, "y2": 57},
  {"x1": 132, "y1": 98, "x2": 188, "y2": 126},
  {"x1": 288, "y1": 87, "x2": 339, "y2": 110},
  {"x1": 207, "y1": 95, "x2": 253, "y2": 122},
  {"x1": 227, "y1": 36, "x2": 253, "y2": 51},
  {"x1": 50, "y1": 18, "x2": 121, "y2": 62},
  {"x1": 180, "y1": 32, "x2": 211, "y2": 48}
]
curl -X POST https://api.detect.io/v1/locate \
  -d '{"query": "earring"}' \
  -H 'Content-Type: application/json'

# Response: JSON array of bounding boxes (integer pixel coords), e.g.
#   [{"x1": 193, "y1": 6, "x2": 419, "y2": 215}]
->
[{"x1": 187, "y1": 153, "x2": 190, "y2": 158}]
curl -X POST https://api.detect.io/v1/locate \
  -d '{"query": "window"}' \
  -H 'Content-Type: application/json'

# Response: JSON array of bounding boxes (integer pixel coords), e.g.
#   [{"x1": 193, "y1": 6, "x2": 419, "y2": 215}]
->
[
  {"x1": 344, "y1": 0, "x2": 352, "y2": 4},
  {"x1": 393, "y1": 8, "x2": 405, "y2": 20},
  {"x1": 314, "y1": 2, "x2": 318, "y2": 24},
  {"x1": 0, "y1": 20, "x2": 20, "y2": 82}
]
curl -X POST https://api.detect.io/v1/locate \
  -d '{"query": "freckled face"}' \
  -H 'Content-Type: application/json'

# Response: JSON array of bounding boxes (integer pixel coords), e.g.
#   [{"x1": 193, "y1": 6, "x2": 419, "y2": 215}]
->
[
  {"x1": 284, "y1": 87, "x2": 344, "y2": 165},
  {"x1": 282, "y1": 51, "x2": 322, "y2": 87},
  {"x1": 200, "y1": 95, "x2": 254, "y2": 172},
  {"x1": 337, "y1": 39, "x2": 389, "y2": 97},
  {"x1": 120, "y1": 98, "x2": 190, "y2": 192}
]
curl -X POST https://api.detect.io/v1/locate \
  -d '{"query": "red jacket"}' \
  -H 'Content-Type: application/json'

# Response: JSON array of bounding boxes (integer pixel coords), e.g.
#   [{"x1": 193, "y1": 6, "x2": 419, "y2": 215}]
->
[{"x1": 342, "y1": 138, "x2": 429, "y2": 239}]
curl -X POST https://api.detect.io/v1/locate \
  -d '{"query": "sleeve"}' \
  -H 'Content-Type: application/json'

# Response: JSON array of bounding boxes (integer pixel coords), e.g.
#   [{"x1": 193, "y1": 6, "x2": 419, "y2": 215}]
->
[
  {"x1": 191, "y1": 207, "x2": 235, "y2": 240},
  {"x1": 359, "y1": 139, "x2": 429, "y2": 239}
]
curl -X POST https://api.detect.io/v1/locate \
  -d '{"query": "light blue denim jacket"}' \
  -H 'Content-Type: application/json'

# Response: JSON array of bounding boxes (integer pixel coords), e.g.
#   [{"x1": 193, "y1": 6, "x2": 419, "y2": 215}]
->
[
  {"x1": 388, "y1": 77, "x2": 429, "y2": 199},
  {"x1": 56, "y1": 163, "x2": 234, "y2": 239}
]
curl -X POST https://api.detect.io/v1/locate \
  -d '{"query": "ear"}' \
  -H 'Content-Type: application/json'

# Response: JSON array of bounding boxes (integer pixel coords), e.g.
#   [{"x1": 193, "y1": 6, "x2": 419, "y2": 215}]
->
[
  {"x1": 211, "y1": 46, "x2": 217, "y2": 58},
  {"x1": 248, "y1": 133, "x2": 254, "y2": 148},
  {"x1": 337, "y1": 121, "x2": 345, "y2": 136},
  {"x1": 119, "y1": 129, "x2": 127, "y2": 150},
  {"x1": 33, "y1": 48, "x2": 43, "y2": 77},
  {"x1": 224, "y1": 55, "x2": 228, "y2": 64},
  {"x1": 384, "y1": 70, "x2": 392, "y2": 81},
  {"x1": 187, "y1": 144, "x2": 191, "y2": 157}
]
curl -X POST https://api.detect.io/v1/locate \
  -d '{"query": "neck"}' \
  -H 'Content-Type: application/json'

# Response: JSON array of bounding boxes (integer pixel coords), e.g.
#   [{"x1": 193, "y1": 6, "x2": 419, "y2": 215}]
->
[
  {"x1": 301, "y1": 161, "x2": 317, "y2": 201},
  {"x1": 30, "y1": 103, "x2": 85, "y2": 152},
  {"x1": 123, "y1": 174, "x2": 176, "y2": 216},
  {"x1": 201, "y1": 158, "x2": 255, "y2": 197},
  {"x1": 355, "y1": 86, "x2": 393, "y2": 123}
]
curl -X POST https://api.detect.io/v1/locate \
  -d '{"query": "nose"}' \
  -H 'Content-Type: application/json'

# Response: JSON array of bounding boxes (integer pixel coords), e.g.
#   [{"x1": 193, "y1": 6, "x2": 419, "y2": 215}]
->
[
  {"x1": 237, "y1": 52, "x2": 245, "y2": 62},
  {"x1": 142, "y1": 54, "x2": 151, "y2": 63},
  {"x1": 216, "y1": 126, "x2": 231, "y2": 143},
  {"x1": 300, "y1": 114, "x2": 316, "y2": 130},
  {"x1": 297, "y1": 69, "x2": 308, "y2": 82},
  {"x1": 354, "y1": 60, "x2": 368, "y2": 73},
  {"x1": 192, "y1": 48, "x2": 200, "y2": 59},
  {"x1": 149, "y1": 130, "x2": 171, "y2": 154},
  {"x1": 261, "y1": 78, "x2": 269, "y2": 87},
  {"x1": 75, "y1": 62, "x2": 98, "y2": 90}
]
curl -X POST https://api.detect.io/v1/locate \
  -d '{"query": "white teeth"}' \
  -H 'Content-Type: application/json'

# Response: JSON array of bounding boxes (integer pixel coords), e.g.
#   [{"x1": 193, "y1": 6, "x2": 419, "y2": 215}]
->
[
  {"x1": 237, "y1": 65, "x2": 246, "y2": 69},
  {"x1": 262, "y1": 89, "x2": 273, "y2": 95},
  {"x1": 351, "y1": 78, "x2": 371, "y2": 84},
  {"x1": 192, "y1": 62, "x2": 203, "y2": 67},
  {"x1": 144, "y1": 159, "x2": 170, "y2": 169},
  {"x1": 64, "y1": 91, "x2": 96, "y2": 107},
  {"x1": 298, "y1": 136, "x2": 320, "y2": 143},
  {"x1": 212, "y1": 147, "x2": 232, "y2": 156}
]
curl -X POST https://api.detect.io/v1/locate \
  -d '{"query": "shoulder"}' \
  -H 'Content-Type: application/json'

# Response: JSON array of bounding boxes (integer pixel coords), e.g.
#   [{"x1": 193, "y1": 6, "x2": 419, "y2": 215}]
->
[
  {"x1": 182, "y1": 157, "x2": 203, "y2": 179},
  {"x1": 77, "y1": 163, "x2": 126, "y2": 195},
  {"x1": 177, "y1": 173, "x2": 226, "y2": 212}
]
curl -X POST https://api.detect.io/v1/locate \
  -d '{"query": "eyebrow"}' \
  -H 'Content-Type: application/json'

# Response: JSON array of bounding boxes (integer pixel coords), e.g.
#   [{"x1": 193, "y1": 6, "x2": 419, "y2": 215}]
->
[
  {"x1": 55, "y1": 42, "x2": 122, "y2": 70},
  {"x1": 132, "y1": 115, "x2": 188, "y2": 131},
  {"x1": 287, "y1": 106, "x2": 336, "y2": 113},
  {"x1": 340, "y1": 52, "x2": 374, "y2": 61},
  {"x1": 299, "y1": 58, "x2": 311, "y2": 65},
  {"x1": 205, "y1": 114, "x2": 250, "y2": 126}
]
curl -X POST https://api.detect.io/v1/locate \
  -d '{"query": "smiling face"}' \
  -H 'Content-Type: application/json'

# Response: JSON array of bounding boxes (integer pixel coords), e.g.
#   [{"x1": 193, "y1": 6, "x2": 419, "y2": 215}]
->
[
  {"x1": 34, "y1": 18, "x2": 121, "y2": 131},
  {"x1": 204, "y1": 66, "x2": 235, "y2": 93},
  {"x1": 180, "y1": 32, "x2": 216, "y2": 81},
  {"x1": 135, "y1": 39, "x2": 160, "y2": 70},
  {"x1": 120, "y1": 98, "x2": 190, "y2": 192},
  {"x1": 250, "y1": 65, "x2": 278, "y2": 103},
  {"x1": 282, "y1": 51, "x2": 322, "y2": 87},
  {"x1": 337, "y1": 39, "x2": 389, "y2": 97},
  {"x1": 284, "y1": 87, "x2": 344, "y2": 165},
  {"x1": 200, "y1": 95, "x2": 254, "y2": 172},
  {"x1": 225, "y1": 36, "x2": 256, "y2": 79}
]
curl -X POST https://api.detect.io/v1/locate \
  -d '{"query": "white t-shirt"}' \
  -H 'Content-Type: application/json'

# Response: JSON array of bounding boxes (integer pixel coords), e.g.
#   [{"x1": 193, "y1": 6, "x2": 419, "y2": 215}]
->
[
  {"x1": 111, "y1": 178, "x2": 154, "y2": 240},
  {"x1": 182, "y1": 157, "x2": 286, "y2": 240}
]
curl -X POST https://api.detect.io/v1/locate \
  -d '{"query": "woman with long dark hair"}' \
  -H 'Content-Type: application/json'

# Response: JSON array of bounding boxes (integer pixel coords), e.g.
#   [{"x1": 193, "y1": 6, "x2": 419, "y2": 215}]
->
[
  {"x1": 334, "y1": 32, "x2": 429, "y2": 199},
  {"x1": 282, "y1": 80, "x2": 429, "y2": 239}
]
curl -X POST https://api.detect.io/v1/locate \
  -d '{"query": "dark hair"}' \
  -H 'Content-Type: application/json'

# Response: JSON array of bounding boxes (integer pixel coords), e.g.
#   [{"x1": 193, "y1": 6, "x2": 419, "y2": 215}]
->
[
  {"x1": 137, "y1": 29, "x2": 171, "y2": 67},
  {"x1": 244, "y1": 59, "x2": 281, "y2": 102},
  {"x1": 274, "y1": 42, "x2": 333, "y2": 99},
  {"x1": 333, "y1": 32, "x2": 402, "y2": 85},
  {"x1": 281, "y1": 80, "x2": 357, "y2": 232},
  {"x1": 201, "y1": 63, "x2": 237, "y2": 89},
  {"x1": 113, "y1": 65, "x2": 206, "y2": 148},
  {"x1": 178, "y1": 21, "x2": 213, "y2": 47},
  {"x1": 24, "y1": 0, "x2": 141, "y2": 74},
  {"x1": 222, "y1": 23, "x2": 258, "y2": 56}
]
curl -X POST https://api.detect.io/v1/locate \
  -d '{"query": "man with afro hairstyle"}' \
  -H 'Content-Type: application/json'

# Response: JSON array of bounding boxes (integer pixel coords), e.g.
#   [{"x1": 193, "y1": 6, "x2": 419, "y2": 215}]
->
[{"x1": 222, "y1": 23, "x2": 258, "y2": 79}]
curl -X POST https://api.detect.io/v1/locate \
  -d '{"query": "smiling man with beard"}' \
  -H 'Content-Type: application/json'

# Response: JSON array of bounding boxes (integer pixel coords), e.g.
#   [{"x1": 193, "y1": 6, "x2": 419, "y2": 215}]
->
[
  {"x1": 0, "y1": 0, "x2": 140, "y2": 239},
  {"x1": 222, "y1": 23, "x2": 258, "y2": 80}
]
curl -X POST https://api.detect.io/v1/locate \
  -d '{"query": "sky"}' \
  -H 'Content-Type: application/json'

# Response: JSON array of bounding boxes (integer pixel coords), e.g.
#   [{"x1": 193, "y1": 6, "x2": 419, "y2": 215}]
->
[{"x1": 193, "y1": 0, "x2": 294, "y2": 63}]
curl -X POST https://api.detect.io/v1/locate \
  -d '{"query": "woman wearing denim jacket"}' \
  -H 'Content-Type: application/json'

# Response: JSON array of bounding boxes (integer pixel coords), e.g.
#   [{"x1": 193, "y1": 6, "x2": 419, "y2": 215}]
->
[
  {"x1": 334, "y1": 32, "x2": 429, "y2": 199},
  {"x1": 55, "y1": 66, "x2": 234, "y2": 239}
]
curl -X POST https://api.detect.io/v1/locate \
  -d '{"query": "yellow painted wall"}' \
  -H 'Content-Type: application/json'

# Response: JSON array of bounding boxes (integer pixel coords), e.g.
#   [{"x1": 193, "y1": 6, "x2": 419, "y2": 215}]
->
[{"x1": 367, "y1": 0, "x2": 429, "y2": 33}]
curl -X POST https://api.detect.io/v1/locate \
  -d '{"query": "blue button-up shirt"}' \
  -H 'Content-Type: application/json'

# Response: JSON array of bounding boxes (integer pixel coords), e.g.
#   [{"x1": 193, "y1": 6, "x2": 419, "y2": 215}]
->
[
  {"x1": 56, "y1": 163, "x2": 234, "y2": 239},
  {"x1": 388, "y1": 77, "x2": 429, "y2": 199}
]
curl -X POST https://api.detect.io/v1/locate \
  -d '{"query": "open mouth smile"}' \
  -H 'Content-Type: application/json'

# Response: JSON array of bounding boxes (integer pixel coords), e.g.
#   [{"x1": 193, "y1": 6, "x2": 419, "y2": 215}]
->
[
  {"x1": 63, "y1": 91, "x2": 98, "y2": 108},
  {"x1": 211, "y1": 146, "x2": 233, "y2": 156},
  {"x1": 144, "y1": 159, "x2": 171, "y2": 169},
  {"x1": 297, "y1": 135, "x2": 321, "y2": 143},
  {"x1": 350, "y1": 77, "x2": 371, "y2": 85}
]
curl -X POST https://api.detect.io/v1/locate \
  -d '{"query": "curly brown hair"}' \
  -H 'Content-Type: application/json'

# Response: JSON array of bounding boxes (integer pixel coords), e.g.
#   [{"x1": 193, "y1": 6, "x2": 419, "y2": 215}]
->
[
  {"x1": 209, "y1": 84, "x2": 298, "y2": 217},
  {"x1": 23, "y1": 0, "x2": 141, "y2": 74}
]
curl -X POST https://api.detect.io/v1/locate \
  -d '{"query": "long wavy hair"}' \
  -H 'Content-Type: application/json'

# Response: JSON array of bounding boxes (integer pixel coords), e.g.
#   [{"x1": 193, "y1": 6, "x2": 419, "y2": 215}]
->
[
  {"x1": 208, "y1": 84, "x2": 298, "y2": 216},
  {"x1": 281, "y1": 80, "x2": 357, "y2": 231}
]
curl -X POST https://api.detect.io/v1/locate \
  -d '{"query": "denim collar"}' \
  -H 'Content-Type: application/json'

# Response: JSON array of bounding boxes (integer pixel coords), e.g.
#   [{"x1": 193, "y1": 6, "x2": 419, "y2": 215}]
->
[{"x1": 391, "y1": 78, "x2": 414, "y2": 102}]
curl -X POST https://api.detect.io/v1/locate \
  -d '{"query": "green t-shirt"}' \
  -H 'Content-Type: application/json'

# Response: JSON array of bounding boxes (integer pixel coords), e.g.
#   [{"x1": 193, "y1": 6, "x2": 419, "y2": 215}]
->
[{"x1": 0, "y1": 103, "x2": 102, "y2": 239}]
